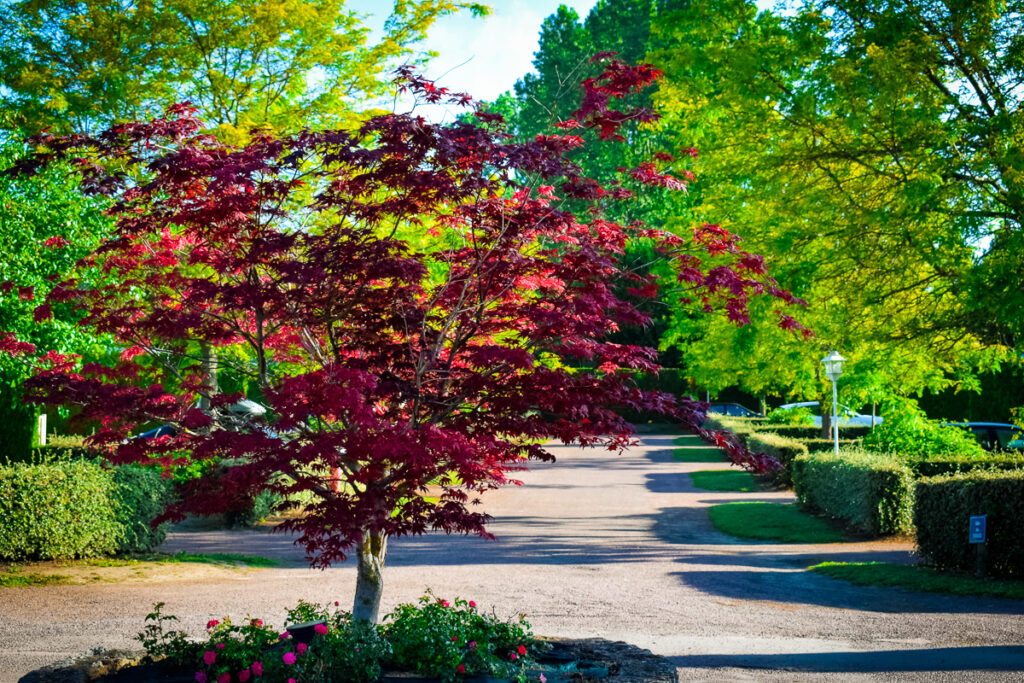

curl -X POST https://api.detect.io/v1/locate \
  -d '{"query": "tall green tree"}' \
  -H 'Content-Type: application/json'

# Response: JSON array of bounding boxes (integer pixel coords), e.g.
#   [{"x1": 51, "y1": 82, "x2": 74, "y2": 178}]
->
[
  {"x1": 0, "y1": 0, "x2": 489, "y2": 140},
  {"x1": 648, "y1": 0, "x2": 1016, "y2": 409},
  {"x1": 0, "y1": 142, "x2": 115, "y2": 455}
]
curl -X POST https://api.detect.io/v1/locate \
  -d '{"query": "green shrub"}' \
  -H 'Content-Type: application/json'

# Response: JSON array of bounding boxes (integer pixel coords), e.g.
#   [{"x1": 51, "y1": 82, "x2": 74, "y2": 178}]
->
[
  {"x1": 864, "y1": 397, "x2": 985, "y2": 458},
  {"x1": 915, "y1": 471, "x2": 1024, "y2": 577},
  {"x1": 0, "y1": 459, "x2": 124, "y2": 560},
  {"x1": 802, "y1": 438, "x2": 861, "y2": 453},
  {"x1": 765, "y1": 405, "x2": 815, "y2": 425},
  {"x1": 792, "y1": 449, "x2": 915, "y2": 536},
  {"x1": 767, "y1": 424, "x2": 873, "y2": 441},
  {"x1": 746, "y1": 432, "x2": 808, "y2": 485},
  {"x1": 910, "y1": 454, "x2": 1024, "y2": 478},
  {"x1": 113, "y1": 465, "x2": 174, "y2": 553}
]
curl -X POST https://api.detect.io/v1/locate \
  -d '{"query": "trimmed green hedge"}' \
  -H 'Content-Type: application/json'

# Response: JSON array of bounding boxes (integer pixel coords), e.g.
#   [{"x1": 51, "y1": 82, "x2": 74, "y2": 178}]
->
[
  {"x1": 915, "y1": 471, "x2": 1024, "y2": 577},
  {"x1": 802, "y1": 438, "x2": 861, "y2": 453},
  {"x1": 767, "y1": 424, "x2": 873, "y2": 441},
  {"x1": 0, "y1": 460, "x2": 173, "y2": 560},
  {"x1": 792, "y1": 449, "x2": 915, "y2": 536},
  {"x1": 910, "y1": 454, "x2": 1024, "y2": 478},
  {"x1": 746, "y1": 432, "x2": 808, "y2": 486}
]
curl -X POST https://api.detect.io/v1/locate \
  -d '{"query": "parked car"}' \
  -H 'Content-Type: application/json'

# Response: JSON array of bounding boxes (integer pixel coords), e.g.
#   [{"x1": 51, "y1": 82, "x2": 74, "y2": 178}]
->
[
  {"x1": 776, "y1": 401, "x2": 882, "y2": 427},
  {"x1": 134, "y1": 399, "x2": 268, "y2": 439},
  {"x1": 950, "y1": 422, "x2": 1024, "y2": 452},
  {"x1": 706, "y1": 402, "x2": 763, "y2": 418}
]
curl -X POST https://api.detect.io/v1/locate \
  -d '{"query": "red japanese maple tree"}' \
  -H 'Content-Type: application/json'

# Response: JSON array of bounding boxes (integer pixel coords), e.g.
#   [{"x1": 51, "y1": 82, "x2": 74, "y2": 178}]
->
[{"x1": 9, "y1": 56, "x2": 801, "y2": 622}]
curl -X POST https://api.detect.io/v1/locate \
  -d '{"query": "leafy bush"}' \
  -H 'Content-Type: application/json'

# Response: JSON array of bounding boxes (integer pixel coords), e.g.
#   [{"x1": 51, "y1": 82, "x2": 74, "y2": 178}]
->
[
  {"x1": 139, "y1": 593, "x2": 533, "y2": 683},
  {"x1": 767, "y1": 424, "x2": 873, "y2": 441},
  {"x1": 910, "y1": 454, "x2": 1024, "y2": 478},
  {"x1": 0, "y1": 459, "x2": 123, "y2": 559},
  {"x1": 915, "y1": 471, "x2": 1024, "y2": 577},
  {"x1": 864, "y1": 397, "x2": 985, "y2": 458},
  {"x1": 746, "y1": 432, "x2": 808, "y2": 485},
  {"x1": 113, "y1": 465, "x2": 174, "y2": 553},
  {"x1": 792, "y1": 449, "x2": 915, "y2": 536},
  {"x1": 802, "y1": 438, "x2": 861, "y2": 453},
  {"x1": 766, "y1": 405, "x2": 815, "y2": 425}
]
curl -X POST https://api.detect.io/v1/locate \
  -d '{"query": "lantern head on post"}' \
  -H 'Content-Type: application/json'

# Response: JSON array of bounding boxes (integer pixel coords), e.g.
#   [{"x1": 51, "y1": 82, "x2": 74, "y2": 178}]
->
[{"x1": 821, "y1": 351, "x2": 846, "y2": 381}]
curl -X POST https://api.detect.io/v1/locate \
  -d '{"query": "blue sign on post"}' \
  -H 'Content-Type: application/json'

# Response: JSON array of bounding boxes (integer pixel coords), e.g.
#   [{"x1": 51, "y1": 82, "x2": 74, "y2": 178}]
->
[{"x1": 969, "y1": 515, "x2": 987, "y2": 544}]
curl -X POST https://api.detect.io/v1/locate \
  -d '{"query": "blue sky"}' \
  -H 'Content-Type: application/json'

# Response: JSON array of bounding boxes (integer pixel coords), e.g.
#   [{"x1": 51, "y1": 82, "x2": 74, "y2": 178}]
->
[{"x1": 347, "y1": 1, "x2": 778, "y2": 120}]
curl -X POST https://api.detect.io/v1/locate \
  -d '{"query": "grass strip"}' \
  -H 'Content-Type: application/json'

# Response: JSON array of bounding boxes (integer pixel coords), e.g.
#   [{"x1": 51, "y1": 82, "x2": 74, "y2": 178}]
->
[
  {"x1": 673, "y1": 447, "x2": 726, "y2": 463},
  {"x1": 809, "y1": 561, "x2": 1024, "y2": 600},
  {"x1": 690, "y1": 469, "x2": 760, "y2": 492},
  {"x1": 140, "y1": 552, "x2": 279, "y2": 567},
  {"x1": 0, "y1": 571, "x2": 72, "y2": 587},
  {"x1": 708, "y1": 502, "x2": 847, "y2": 543},
  {"x1": 674, "y1": 435, "x2": 705, "y2": 446}
]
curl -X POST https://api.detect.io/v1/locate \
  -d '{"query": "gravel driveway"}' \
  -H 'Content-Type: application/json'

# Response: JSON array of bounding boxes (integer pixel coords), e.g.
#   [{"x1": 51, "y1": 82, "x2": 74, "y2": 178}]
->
[{"x1": 2, "y1": 433, "x2": 1023, "y2": 682}]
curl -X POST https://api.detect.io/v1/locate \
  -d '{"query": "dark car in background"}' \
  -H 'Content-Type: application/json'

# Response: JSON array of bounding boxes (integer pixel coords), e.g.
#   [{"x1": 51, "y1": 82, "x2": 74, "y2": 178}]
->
[
  {"x1": 953, "y1": 422, "x2": 1024, "y2": 452},
  {"x1": 706, "y1": 402, "x2": 763, "y2": 418}
]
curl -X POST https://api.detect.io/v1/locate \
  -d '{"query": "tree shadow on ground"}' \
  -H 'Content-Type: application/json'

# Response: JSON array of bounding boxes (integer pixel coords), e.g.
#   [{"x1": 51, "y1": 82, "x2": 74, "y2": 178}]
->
[{"x1": 668, "y1": 646, "x2": 1024, "y2": 673}]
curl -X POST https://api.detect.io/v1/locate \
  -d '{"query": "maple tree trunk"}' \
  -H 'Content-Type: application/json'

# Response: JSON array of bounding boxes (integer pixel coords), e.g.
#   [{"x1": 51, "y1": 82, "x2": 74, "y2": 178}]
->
[{"x1": 353, "y1": 530, "x2": 387, "y2": 624}]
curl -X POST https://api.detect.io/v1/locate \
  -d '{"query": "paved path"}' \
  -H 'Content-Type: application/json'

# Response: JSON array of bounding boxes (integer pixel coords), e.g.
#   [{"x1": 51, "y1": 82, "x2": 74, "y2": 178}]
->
[{"x1": 2, "y1": 433, "x2": 1023, "y2": 682}]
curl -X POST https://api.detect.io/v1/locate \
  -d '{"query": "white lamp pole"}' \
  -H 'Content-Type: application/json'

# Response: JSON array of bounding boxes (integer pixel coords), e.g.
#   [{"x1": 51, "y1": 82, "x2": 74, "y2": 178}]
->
[{"x1": 821, "y1": 351, "x2": 846, "y2": 455}]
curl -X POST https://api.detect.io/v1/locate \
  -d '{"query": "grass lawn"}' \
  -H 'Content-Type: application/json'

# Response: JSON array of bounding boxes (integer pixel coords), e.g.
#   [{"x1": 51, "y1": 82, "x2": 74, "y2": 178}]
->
[
  {"x1": 690, "y1": 469, "x2": 760, "y2": 492},
  {"x1": 708, "y1": 502, "x2": 848, "y2": 543},
  {"x1": 809, "y1": 561, "x2": 1024, "y2": 600},
  {"x1": 0, "y1": 552, "x2": 277, "y2": 588},
  {"x1": 673, "y1": 434, "x2": 725, "y2": 463}
]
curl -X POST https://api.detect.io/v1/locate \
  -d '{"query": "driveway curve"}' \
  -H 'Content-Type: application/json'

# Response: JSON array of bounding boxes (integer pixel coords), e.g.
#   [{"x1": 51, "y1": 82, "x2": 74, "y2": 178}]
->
[{"x1": 2, "y1": 433, "x2": 1023, "y2": 682}]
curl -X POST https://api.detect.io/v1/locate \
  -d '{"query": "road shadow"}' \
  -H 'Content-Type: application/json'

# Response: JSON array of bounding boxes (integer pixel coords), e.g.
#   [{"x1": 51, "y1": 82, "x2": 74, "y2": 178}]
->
[{"x1": 668, "y1": 646, "x2": 1024, "y2": 672}]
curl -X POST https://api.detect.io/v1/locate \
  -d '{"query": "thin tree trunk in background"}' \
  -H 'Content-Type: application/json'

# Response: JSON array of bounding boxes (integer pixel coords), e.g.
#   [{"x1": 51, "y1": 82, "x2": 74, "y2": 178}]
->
[
  {"x1": 200, "y1": 343, "x2": 218, "y2": 411},
  {"x1": 353, "y1": 531, "x2": 387, "y2": 624}
]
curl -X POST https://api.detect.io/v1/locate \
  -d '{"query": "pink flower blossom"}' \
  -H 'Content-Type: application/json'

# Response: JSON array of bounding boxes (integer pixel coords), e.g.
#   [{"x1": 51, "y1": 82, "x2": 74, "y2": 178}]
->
[
  {"x1": 238, "y1": 670, "x2": 250, "y2": 682},
  {"x1": 451, "y1": 636, "x2": 458, "y2": 642},
  {"x1": 468, "y1": 641, "x2": 476, "y2": 649},
  {"x1": 283, "y1": 652, "x2": 297, "y2": 665},
  {"x1": 279, "y1": 632, "x2": 290, "y2": 640},
  {"x1": 289, "y1": 679, "x2": 296, "y2": 683},
  {"x1": 517, "y1": 645, "x2": 527, "y2": 655},
  {"x1": 251, "y1": 619, "x2": 263, "y2": 627},
  {"x1": 457, "y1": 664, "x2": 466, "y2": 674},
  {"x1": 217, "y1": 674, "x2": 230, "y2": 683},
  {"x1": 206, "y1": 620, "x2": 220, "y2": 630},
  {"x1": 195, "y1": 673, "x2": 207, "y2": 683},
  {"x1": 251, "y1": 662, "x2": 263, "y2": 676},
  {"x1": 203, "y1": 651, "x2": 216, "y2": 666},
  {"x1": 510, "y1": 653, "x2": 518, "y2": 661},
  {"x1": 441, "y1": 600, "x2": 450, "y2": 607},
  {"x1": 297, "y1": 643, "x2": 307, "y2": 654},
  {"x1": 216, "y1": 643, "x2": 225, "y2": 650},
  {"x1": 468, "y1": 601, "x2": 476, "y2": 608},
  {"x1": 540, "y1": 675, "x2": 547, "y2": 683},
  {"x1": 334, "y1": 601, "x2": 340, "y2": 606},
  {"x1": 314, "y1": 623, "x2": 329, "y2": 635}
]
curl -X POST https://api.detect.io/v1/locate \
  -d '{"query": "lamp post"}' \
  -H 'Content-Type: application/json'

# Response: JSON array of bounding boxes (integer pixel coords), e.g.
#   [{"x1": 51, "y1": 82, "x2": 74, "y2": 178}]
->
[{"x1": 821, "y1": 351, "x2": 846, "y2": 455}]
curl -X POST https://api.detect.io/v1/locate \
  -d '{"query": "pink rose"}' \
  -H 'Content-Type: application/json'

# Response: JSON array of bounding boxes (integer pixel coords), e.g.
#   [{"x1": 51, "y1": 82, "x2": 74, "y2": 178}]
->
[
  {"x1": 217, "y1": 674, "x2": 230, "y2": 683},
  {"x1": 279, "y1": 632, "x2": 290, "y2": 640},
  {"x1": 451, "y1": 636, "x2": 458, "y2": 642},
  {"x1": 468, "y1": 601, "x2": 476, "y2": 608},
  {"x1": 216, "y1": 643, "x2": 225, "y2": 650},
  {"x1": 195, "y1": 673, "x2": 207, "y2": 683},
  {"x1": 206, "y1": 620, "x2": 219, "y2": 630},
  {"x1": 251, "y1": 662, "x2": 263, "y2": 676},
  {"x1": 238, "y1": 670, "x2": 250, "y2": 682},
  {"x1": 457, "y1": 664, "x2": 466, "y2": 674},
  {"x1": 510, "y1": 653, "x2": 518, "y2": 661},
  {"x1": 297, "y1": 643, "x2": 308, "y2": 654},
  {"x1": 283, "y1": 652, "x2": 297, "y2": 665},
  {"x1": 203, "y1": 650, "x2": 216, "y2": 666},
  {"x1": 468, "y1": 641, "x2": 476, "y2": 649},
  {"x1": 314, "y1": 623, "x2": 329, "y2": 635}
]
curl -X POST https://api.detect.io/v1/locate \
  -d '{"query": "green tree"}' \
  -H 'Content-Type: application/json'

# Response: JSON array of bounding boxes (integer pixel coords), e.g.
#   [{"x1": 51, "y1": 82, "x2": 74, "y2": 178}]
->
[
  {"x1": 0, "y1": 142, "x2": 115, "y2": 456},
  {"x1": 648, "y1": 0, "x2": 1015, "y2": 412},
  {"x1": 0, "y1": 0, "x2": 489, "y2": 140}
]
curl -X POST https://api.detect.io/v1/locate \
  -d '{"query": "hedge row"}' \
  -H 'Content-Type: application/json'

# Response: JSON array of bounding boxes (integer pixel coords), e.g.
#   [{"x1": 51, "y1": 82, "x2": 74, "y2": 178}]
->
[
  {"x1": 915, "y1": 471, "x2": 1024, "y2": 577},
  {"x1": 765, "y1": 424, "x2": 874, "y2": 441},
  {"x1": 745, "y1": 432, "x2": 808, "y2": 486},
  {"x1": 792, "y1": 450, "x2": 915, "y2": 536},
  {"x1": 0, "y1": 460, "x2": 173, "y2": 560},
  {"x1": 910, "y1": 454, "x2": 1024, "y2": 478}
]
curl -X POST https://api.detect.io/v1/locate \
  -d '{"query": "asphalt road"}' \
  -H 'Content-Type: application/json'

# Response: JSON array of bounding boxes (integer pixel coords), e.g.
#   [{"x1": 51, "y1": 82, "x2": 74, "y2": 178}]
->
[{"x1": 2, "y1": 433, "x2": 1023, "y2": 682}]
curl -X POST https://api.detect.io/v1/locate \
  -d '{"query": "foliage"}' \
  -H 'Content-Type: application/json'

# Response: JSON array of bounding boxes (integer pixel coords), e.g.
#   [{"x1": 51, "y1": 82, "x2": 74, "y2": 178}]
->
[
  {"x1": 765, "y1": 405, "x2": 815, "y2": 426},
  {"x1": 863, "y1": 397, "x2": 987, "y2": 458},
  {"x1": 0, "y1": 0, "x2": 489, "y2": 139},
  {"x1": 792, "y1": 449, "x2": 916, "y2": 536},
  {"x1": 138, "y1": 594, "x2": 532, "y2": 683},
  {"x1": 707, "y1": 502, "x2": 847, "y2": 543},
  {"x1": 386, "y1": 592, "x2": 533, "y2": 681},
  {"x1": 648, "y1": 0, "x2": 1014, "y2": 402},
  {"x1": 809, "y1": 562, "x2": 1024, "y2": 600},
  {"x1": 915, "y1": 471, "x2": 1024, "y2": 578},
  {"x1": 910, "y1": 454, "x2": 1024, "y2": 478},
  {"x1": 112, "y1": 465, "x2": 175, "y2": 554},
  {"x1": 0, "y1": 459, "x2": 123, "y2": 560},
  {"x1": 0, "y1": 141, "x2": 114, "y2": 460},
  {"x1": 6, "y1": 58, "x2": 799, "y2": 621},
  {"x1": 745, "y1": 431, "x2": 809, "y2": 485},
  {"x1": 689, "y1": 469, "x2": 760, "y2": 492}
]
